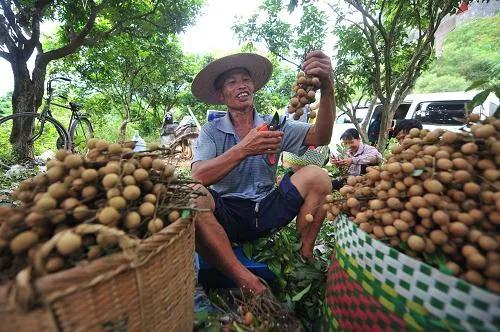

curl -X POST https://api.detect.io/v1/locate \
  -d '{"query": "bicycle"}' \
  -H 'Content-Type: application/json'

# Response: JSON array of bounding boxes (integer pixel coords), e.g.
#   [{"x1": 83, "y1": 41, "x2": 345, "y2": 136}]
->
[{"x1": 0, "y1": 77, "x2": 94, "y2": 164}]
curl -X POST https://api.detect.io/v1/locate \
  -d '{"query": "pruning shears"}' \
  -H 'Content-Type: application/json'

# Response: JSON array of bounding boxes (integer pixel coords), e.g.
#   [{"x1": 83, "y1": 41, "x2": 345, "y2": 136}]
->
[{"x1": 257, "y1": 111, "x2": 286, "y2": 165}]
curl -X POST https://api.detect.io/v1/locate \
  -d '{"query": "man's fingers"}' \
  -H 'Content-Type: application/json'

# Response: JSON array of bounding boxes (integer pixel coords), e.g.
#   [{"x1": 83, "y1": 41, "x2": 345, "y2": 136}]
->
[
  {"x1": 305, "y1": 50, "x2": 326, "y2": 60},
  {"x1": 303, "y1": 60, "x2": 330, "y2": 72},
  {"x1": 303, "y1": 57, "x2": 330, "y2": 69},
  {"x1": 258, "y1": 130, "x2": 283, "y2": 138},
  {"x1": 303, "y1": 55, "x2": 331, "y2": 70},
  {"x1": 304, "y1": 67, "x2": 331, "y2": 78},
  {"x1": 265, "y1": 137, "x2": 282, "y2": 144},
  {"x1": 256, "y1": 137, "x2": 282, "y2": 146}
]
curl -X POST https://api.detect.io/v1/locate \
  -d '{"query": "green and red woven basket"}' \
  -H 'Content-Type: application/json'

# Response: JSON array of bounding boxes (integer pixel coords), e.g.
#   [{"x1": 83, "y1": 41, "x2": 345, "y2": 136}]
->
[{"x1": 326, "y1": 215, "x2": 500, "y2": 332}]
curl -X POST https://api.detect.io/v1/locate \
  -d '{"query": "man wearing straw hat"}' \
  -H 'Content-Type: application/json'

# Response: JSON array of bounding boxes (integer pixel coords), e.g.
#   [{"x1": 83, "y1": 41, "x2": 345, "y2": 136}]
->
[{"x1": 191, "y1": 51, "x2": 335, "y2": 293}]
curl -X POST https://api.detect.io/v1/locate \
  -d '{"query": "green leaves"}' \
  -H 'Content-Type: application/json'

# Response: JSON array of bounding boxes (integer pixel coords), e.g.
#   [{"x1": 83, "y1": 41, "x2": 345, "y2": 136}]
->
[
  {"x1": 237, "y1": 219, "x2": 335, "y2": 327},
  {"x1": 233, "y1": 0, "x2": 327, "y2": 65},
  {"x1": 241, "y1": 243, "x2": 254, "y2": 259},
  {"x1": 411, "y1": 169, "x2": 425, "y2": 177},
  {"x1": 467, "y1": 89, "x2": 491, "y2": 111},
  {"x1": 292, "y1": 283, "x2": 311, "y2": 301},
  {"x1": 416, "y1": 16, "x2": 500, "y2": 94},
  {"x1": 466, "y1": 79, "x2": 489, "y2": 92}
]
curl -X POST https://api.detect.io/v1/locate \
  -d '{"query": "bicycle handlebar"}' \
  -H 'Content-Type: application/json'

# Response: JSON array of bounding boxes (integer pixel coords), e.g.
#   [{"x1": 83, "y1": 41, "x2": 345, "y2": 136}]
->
[
  {"x1": 47, "y1": 77, "x2": 70, "y2": 91},
  {"x1": 49, "y1": 77, "x2": 71, "y2": 83}
]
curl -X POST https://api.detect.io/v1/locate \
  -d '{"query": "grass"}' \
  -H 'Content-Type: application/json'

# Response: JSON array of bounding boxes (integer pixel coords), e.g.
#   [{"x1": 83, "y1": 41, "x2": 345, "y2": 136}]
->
[{"x1": 0, "y1": 164, "x2": 42, "y2": 205}]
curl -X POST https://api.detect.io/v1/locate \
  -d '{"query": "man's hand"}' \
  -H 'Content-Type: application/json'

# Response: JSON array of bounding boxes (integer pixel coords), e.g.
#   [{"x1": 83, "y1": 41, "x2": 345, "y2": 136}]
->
[
  {"x1": 302, "y1": 50, "x2": 333, "y2": 89},
  {"x1": 237, "y1": 127, "x2": 283, "y2": 157},
  {"x1": 338, "y1": 158, "x2": 353, "y2": 167}
]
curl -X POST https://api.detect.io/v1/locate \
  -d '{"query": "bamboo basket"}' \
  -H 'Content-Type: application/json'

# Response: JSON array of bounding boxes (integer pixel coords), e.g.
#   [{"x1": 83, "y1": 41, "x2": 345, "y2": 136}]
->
[{"x1": 0, "y1": 217, "x2": 195, "y2": 332}]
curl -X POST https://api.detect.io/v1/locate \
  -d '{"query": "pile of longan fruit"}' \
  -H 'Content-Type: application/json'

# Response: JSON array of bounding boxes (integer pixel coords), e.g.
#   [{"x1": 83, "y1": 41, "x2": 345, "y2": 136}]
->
[
  {"x1": 288, "y1": 71, "x2": 321, "y2": 120},
  {"x1": 324, "y1": 115, "x2": 500, "y2": 294},
  {"x1": 0, "y1": 139, "x2": 199, "y2": 278}
]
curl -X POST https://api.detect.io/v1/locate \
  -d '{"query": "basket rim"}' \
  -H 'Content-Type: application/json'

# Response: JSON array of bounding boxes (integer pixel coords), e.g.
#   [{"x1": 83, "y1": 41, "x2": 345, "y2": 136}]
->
[{"x1": 0, "y1": 217, "x2": 193, "y2": 309}]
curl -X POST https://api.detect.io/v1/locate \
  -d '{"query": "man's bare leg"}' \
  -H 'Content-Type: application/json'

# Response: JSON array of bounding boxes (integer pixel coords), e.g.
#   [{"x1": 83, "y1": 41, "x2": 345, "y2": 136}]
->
[
  {"x1": 290, "y1": 166, "x2": 332, "y2": 259},
  {"x1": 193, "y1": 185, "x2": 266, "y2": 293}
]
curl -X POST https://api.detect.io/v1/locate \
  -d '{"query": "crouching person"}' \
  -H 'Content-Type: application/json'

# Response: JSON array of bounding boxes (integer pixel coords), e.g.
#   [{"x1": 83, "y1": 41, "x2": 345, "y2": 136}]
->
[
  {"x1": 190, "y1": 52, "x2": 335, "y2": 293},
  {"x1": 331, "y1": 128, "x2": 382, "y2": 189}
]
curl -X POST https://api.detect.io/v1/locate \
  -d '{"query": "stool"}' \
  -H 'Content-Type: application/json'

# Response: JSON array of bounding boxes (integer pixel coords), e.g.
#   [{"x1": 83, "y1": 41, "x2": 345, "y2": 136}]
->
[{"x1": 197, "y1": 247, "x2": 275, "y2": 289}]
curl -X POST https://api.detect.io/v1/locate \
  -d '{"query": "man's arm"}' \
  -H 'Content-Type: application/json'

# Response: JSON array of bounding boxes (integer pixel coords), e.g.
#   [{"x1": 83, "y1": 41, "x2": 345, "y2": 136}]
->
[
  {"x1": 192, "y1": 147, "x2": 246, "y2": 186},
  {"x1": 192, "y1": 128, "x2": 283, "y2": 186},
  {"x1": 302, "y1": 50, "x2": 336, "y2": 147}
]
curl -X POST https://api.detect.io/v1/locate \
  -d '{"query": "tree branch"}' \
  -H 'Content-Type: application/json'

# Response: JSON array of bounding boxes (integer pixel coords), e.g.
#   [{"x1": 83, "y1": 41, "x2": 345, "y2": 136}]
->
[
  {"x1": 0, "y1": 15, "x2": 17, "y2": 53},
  {"x1": 11, "y1": 0, "x2": 31, "y2": 30},
  {"x1": 0, "y1": 50, "x2": 12, "y2": 62},
  {"x1": 0, "y1": 0, "x2": 27, "y2": 43},
  {"x1": 360, "y1": 17, "x2": 384, "y2": 102},
  {"x1": 84, "y1": 0, "x2": 162, "y2": 46},
  {"x1": 395, "y1": 0, "x2": 454, "y2": 96},
  {"x1": 388, "y1": 1, "x2": 405, "y2": 39},
  {"x1": 40, "y1": 0, "x2": 106, "y2": 63},
  {"x1": 334, "y1": 10, "x2": 384, "y2": 102},
  {"x1": 383, "y1": 1, "x2": 404, "y2": 98},
  {"x1": 345, "y1": 0, "x2": 388, "y2": 42},
  {"x1": 24, "y1": 0, "x2": 52, "y2": 57},
  {"x1": 361, "y1": 94, "x2": 377, "y2": 133},
  {"x1": 378, "y1": 0, "x2": 386, "y2": 28}
]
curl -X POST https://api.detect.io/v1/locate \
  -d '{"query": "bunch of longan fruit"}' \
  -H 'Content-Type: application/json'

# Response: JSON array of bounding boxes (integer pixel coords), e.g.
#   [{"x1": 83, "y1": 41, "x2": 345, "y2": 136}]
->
[
  {"x1": 324, "y1": 115, "x2": 500, "y2": 294},
  {"x1": 288, "y1": 71, "x2": 321, "y2": 120},
  {"x1": 0, "y1": 139, "x2": 199, "y2": 277}
]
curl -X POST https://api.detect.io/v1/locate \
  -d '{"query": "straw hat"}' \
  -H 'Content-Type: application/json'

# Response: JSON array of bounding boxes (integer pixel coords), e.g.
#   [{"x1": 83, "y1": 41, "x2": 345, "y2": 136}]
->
[{"x1": 191, "y1": 53, "x2": 273, "y2": 105}]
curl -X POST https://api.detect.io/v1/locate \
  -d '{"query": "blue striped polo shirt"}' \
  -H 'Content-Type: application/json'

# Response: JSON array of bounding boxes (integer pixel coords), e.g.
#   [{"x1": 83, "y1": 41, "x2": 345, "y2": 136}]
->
[{"x1": 192, "y1": 111, "x2": 310, "y2": 202}]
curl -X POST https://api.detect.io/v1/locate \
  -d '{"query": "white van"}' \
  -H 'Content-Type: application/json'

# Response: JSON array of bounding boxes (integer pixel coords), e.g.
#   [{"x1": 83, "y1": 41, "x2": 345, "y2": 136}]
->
[
  {"x1": 329, "y1": 97, "x2": 414, "y2": 150},
  {"x1": 329, "y1": 91, "x2": 498, "y2": 148},
  {"x1": 405, "y1": 91, "x2": 498, "y2": 132}
]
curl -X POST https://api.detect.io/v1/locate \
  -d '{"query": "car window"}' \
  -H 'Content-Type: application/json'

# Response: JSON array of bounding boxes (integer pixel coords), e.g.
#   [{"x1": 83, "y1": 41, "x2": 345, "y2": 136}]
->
[
  {"x1": 395, "y1": 103, "x2": 411, "y2": 119},
  {"x1": 413, "y1": 101, "x2": 468, "y2": 125}
]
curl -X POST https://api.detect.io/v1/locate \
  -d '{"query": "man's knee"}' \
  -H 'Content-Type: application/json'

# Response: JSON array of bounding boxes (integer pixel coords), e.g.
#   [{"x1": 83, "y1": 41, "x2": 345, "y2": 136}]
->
[
  {"x1": 189, "y1": 183, "x2": 215, "y2": 212},
  {"x1": 292, "y1": 165, "x2": 332, "y2": 195}
]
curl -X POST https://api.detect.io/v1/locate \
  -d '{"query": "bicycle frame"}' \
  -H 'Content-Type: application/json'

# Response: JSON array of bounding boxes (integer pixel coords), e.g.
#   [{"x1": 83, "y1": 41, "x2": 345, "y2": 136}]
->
[{"x1": 29, "y1": 77, "x2": 89, "y2": 143}]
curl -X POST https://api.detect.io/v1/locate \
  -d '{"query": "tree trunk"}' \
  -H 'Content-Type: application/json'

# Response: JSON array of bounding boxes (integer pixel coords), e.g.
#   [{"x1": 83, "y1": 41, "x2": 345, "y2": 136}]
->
[
  {"x1": 361, "y1": 95, "x2": 378, "y2": 140},
  {"x1": 9, "y1": 55, "x2": 48, "y2": 161},
  {"x1": 119, "y1": 119, "x2": 129, "y2": 142},
  {"x1": 376, "y1": 103, "x2": 395, "y2": 152}
]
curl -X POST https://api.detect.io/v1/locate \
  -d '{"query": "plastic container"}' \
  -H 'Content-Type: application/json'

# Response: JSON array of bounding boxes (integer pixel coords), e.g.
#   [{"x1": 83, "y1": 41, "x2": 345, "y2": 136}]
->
[
  {"x1": 198, "y1": 248, "x2": 275, "y2": 289},
  {"x1": 132, "y1": 131, "x2": 147, "y2": 152}
]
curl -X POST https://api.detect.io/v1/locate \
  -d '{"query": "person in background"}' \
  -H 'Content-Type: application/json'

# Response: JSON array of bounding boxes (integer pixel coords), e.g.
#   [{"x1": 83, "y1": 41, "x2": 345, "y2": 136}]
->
[
  {"x1": 390, "y1": 119, "x2": 423, "y2": 144},
  {"x1": 331, "y1": 128, "x2": 382, "y2": 189},
  {"x1": 332, "y1": 128, "x2": 382, "y2": 175}
]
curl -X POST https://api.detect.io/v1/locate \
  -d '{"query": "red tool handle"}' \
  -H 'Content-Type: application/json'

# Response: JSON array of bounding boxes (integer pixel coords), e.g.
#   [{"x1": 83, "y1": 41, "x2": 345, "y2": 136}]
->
[
  {"x1": 269, "y1": 154, "x2": 277, "y2": 165},
  {"x1": 257, "y1": 124, "x2": 277, "y2": 165},
  {"x1": 257, "y1": 123, "x2": 268, "y2": 131}
]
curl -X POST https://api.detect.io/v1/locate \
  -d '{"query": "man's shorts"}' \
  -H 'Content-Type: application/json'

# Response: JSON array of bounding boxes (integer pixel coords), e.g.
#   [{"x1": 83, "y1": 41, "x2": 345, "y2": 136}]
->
[{"x1": 207, "y1": 172, "x2": 304, "y2": 243}]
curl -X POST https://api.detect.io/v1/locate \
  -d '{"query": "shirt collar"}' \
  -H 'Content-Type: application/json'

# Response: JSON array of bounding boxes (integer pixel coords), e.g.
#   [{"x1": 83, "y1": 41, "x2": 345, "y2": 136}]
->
[
  {"x1": 216, "y1": 108, "x2": 266, "y2": 134},
  {"x1": 350, "y1": 143, "x2": 364, "y2": 157}
]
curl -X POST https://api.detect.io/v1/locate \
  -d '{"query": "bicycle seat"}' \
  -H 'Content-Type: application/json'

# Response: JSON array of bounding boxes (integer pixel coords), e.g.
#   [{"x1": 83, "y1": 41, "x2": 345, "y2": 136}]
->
[{"x1": 69, "y1": 102, "x2": 82, "y2": 109}]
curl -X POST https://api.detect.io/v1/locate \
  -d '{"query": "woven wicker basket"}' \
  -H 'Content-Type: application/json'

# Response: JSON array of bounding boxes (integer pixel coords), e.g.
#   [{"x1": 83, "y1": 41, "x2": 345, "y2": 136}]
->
[{"x1": 0, "y1": 217, "x2": 195, "y2": 332}]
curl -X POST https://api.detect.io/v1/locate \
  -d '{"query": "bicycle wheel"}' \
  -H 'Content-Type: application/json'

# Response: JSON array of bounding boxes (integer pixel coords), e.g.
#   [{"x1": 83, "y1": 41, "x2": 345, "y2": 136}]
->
[
  {"x1": 0, "y1": 112, "x2": 69, "y2": 164},
  {"x1": 69, "y1": 117, "x2": 93, "y2": 155}
]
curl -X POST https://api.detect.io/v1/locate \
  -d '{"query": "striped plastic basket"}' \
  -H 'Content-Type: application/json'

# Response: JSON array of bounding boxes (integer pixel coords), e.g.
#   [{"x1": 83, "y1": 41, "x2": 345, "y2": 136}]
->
[{"x1": 326, "y1": 214, "x2": 500, "y2": 332}]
